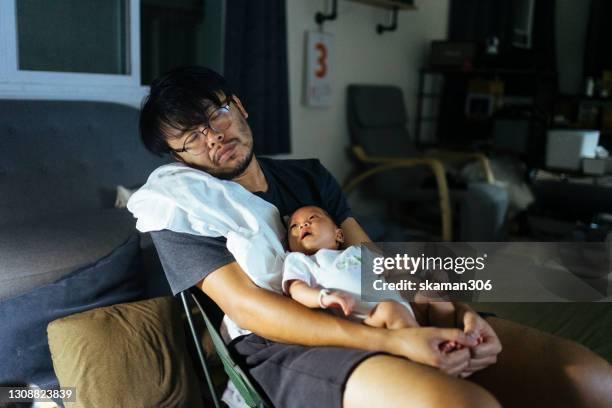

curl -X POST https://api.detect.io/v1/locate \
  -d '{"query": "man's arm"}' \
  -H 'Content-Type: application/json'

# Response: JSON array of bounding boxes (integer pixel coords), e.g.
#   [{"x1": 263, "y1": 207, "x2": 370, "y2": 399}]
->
[
  {"x1": 196, "y1": 260, "x2": 478, "y2": 375},
  {"x1": 341, "y1": 217, "x2": 371, "y2": 246},
  {"x1": 197, "y1": 261, "x2": 383, "y2": 349}
]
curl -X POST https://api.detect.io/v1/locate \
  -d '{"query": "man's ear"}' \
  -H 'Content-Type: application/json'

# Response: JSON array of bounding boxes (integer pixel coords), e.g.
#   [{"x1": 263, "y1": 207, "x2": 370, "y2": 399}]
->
[
  {"x1": 170, "y1": 151, "x2": 185, "y2": 163},
  {"x1": 232, "y1": 95, "x2": 249, "y2": 119}
]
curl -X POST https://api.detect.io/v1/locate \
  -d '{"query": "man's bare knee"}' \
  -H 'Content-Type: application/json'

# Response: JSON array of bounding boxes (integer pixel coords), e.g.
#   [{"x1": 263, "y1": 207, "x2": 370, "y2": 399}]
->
[
  {"x1": 562, "y1": 344, "x2": 612, "y2": 407},
  {"x1": 344, "y1": 355, "x2": 500, "y2": 408},
  {"x1": 454, "y1": 383, "x2": 501, "y2": 408}
]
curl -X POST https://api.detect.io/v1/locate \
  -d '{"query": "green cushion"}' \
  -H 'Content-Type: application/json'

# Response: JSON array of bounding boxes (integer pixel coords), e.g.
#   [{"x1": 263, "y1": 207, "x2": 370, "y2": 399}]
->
[{"x1": 472, "y1": 303, "x2": 612, "y2": 362}]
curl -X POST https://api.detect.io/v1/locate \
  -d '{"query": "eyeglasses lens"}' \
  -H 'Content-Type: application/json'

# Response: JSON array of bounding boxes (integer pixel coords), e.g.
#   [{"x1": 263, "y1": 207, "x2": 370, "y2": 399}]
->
[
  {"x1": 183, "y1": 105, "x2": 232, "y2": 156},
  {"x1": 209, "y1": 107, "x2": 232, "y2": 131}
]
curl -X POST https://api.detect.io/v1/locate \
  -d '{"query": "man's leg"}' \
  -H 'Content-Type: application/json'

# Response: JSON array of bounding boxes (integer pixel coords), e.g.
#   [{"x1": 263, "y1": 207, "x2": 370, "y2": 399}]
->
[
  {"x1": 469, "y1": 317, "x2": 612, "y2": 407},
  {"x1": 231, "y1": 333, "x2": 498, "y2": 408},
  {"x1": 344, "y1": 354, "x2": 500, "y2": 408}
]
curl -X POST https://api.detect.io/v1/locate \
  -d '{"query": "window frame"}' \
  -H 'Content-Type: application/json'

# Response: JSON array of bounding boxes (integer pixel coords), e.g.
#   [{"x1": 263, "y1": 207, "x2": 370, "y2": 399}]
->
[{"x1": 0, "y1": 0, "x2": 146, "y2": 104}]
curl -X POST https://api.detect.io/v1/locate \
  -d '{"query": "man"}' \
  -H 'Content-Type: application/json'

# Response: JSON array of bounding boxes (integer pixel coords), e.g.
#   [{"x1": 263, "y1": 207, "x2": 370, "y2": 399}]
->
[{"x1": 139, "y1": 66, "x2": 612, "y2": 408}]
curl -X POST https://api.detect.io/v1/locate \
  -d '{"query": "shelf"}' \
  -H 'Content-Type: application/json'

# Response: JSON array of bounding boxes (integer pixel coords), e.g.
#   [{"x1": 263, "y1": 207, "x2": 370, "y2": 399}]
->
[
  {"x1": 557, "y1": 94, "x2": 612, "y2": 103},
  {"x1": 317, "y1": 0, "x2": 415, "y2": 32},
  {"x1": 421, "y1": 67, "x2": 557, "y2": 77},
  {"x1": 349, "y1": 0, "x2": 416, "y2": 10}
]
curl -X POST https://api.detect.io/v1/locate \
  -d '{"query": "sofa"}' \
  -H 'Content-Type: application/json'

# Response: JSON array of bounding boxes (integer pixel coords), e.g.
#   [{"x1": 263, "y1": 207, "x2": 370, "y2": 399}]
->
[{"x1": 0, "y1": 100, "x2": 214, "y2": 407}]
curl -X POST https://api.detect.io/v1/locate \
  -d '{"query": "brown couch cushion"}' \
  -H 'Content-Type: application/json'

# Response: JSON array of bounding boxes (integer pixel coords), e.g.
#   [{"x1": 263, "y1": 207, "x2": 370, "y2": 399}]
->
[{"x1": 47, "y1": 297, "x2": 203, "y2": 408}]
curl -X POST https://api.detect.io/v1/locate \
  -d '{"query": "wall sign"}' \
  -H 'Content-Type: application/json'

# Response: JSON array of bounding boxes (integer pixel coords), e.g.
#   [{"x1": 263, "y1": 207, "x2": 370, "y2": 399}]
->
[{"x1": 304, "y1": 31, "x2": 334, "y2": 107}]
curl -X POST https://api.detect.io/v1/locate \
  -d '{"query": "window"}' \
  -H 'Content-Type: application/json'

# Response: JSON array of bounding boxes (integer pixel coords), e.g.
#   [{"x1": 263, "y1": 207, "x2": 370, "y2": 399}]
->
[
  {"x1": 0, "y1": 0, "x2": 145, "y2": 105},
  {"x1": 17, "y1": 0, "x2": 129, "y2": 74}
]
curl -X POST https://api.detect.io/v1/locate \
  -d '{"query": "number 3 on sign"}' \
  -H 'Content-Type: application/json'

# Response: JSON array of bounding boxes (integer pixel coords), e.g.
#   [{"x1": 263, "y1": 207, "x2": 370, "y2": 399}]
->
[
  {"x1": 305, "y1": 31, "x2": 333, "y2": 107},
  {"x1": 314, "y1": 42, "x2": 327, "y2": 78}
]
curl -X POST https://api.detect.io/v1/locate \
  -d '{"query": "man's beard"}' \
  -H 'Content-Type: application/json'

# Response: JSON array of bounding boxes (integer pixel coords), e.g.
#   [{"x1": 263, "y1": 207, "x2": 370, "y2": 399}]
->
[{"x1": 208, "y1": 147, "x2": 254, "y2": 180}]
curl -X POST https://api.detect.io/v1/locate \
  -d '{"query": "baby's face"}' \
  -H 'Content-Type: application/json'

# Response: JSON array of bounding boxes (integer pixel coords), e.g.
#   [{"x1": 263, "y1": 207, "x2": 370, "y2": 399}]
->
[{"x1": 288, "y1": 206, "x2": 343, "y2": 255}]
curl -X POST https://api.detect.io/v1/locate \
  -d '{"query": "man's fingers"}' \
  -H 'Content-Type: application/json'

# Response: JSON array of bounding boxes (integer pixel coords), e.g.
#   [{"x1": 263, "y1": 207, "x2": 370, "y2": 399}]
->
[
  {"x1": 471, "y1": 338, "x2": 502, "y2": 359},
  {"x1": 438, "y1": 328, "x2": 478, "y2": 347},
  {"x1": 439, "y1": 348, "x2": 470, "y2": 376},
  {"x1": 462, "y1": 311, "x2": 482, "y2": 339},
  {"x1": 446, "y1": 359, "x2": 470, "y2": 377},
  {"x1": 466, "y1": 355, "x2": 498, "y2": 371},
  {"x1": 458, "y1": 354, "x2": 499, "y2": 378}
]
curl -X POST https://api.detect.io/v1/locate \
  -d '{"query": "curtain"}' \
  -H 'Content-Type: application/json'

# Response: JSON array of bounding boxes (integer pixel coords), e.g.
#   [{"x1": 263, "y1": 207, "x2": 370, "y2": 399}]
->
[
  {"x1": 448, "y1": 0, "x2": 556, "y2": 72},
  {"x1": 584, "y1": 0, "x2": 612, "y2": 78},
  {"x1": 448, "y1": 0, "x2": 515, "y2": 45},
  {"x1": 224, "y1": 0, "x2": 291, "y2": 155}
]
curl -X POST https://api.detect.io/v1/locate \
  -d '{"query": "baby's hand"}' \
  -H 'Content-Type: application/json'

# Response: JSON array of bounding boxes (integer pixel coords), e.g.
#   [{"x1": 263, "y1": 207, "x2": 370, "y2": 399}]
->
[
  {"x1": 439, "y1": 340, "x2": 464, "y2": 353},
  {"x1": 321, "y1": 290, "x2": 356, "y2": 316},
  {"x1": 439, "y1": 335, "x2": 483, "y2": 354}
]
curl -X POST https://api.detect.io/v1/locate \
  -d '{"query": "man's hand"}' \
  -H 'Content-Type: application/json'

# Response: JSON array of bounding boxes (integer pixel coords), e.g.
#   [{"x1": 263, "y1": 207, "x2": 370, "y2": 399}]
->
[
  {"x1": 320, "y1": 290, "x2": 356, "y2": 316},
  {"x1": 386, "y1": 327, "x2": 478, "y2": 377},
  {"x1": 456, "y1": 307, "x2": 502, "y2": 378}
]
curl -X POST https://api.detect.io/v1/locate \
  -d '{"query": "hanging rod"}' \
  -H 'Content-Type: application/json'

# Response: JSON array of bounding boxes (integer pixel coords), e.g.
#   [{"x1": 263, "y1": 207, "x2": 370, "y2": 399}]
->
[
  {"x1": 376, "y1": 6, "x2": 399, "y2": 34},
  {"x1": 315, "y1": 0, "x2": 338, "y2": 26}
]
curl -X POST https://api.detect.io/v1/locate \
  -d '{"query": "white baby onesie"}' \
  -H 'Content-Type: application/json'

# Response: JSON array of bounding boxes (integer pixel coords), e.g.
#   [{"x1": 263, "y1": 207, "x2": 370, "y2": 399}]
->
[{"x1": 282, "y1": 245, "x2": 414, "y2": 319}]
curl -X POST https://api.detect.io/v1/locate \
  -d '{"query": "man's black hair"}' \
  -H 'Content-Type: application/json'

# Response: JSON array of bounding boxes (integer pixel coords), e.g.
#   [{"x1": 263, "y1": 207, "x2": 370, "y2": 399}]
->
[{"x1": 139, "y1": 66, "x2": 234, "y2": 156}]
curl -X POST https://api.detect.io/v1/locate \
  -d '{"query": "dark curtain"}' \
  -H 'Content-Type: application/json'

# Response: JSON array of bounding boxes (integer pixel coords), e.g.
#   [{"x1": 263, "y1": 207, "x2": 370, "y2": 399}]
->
[
  {"x1": 530, "y1": 0, "x2": 556, "y2": 73},
  {"x1": 448, "y1": 0, "x2": 515, "y2": 45},
  {"x1": 439, "y1": 0, "x2": 557, "y2": 147},
  {"x1": 584, "y1": 0, "x2": 612, "y2": 78},
  {"x1": 448, "y1": 0, "x2": 556, "y2": 72},
  {"x1": 224, "y1": 0, "x2": 291, "y2": 155}
]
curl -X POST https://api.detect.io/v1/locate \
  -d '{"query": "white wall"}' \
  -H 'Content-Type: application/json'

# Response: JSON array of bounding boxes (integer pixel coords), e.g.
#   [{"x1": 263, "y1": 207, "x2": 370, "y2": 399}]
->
[{"x1": 274, "y1": 0, "x2": 449, "y2": 182}]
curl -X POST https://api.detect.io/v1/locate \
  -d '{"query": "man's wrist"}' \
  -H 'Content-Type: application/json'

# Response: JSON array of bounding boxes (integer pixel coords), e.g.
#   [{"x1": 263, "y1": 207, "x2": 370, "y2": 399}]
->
[
  {"x1": 366, "y1": 327, "x2": 394, "y2": 353},
  {"x1": 364, "y1": 326, "x2": 414, "y2": 356}
]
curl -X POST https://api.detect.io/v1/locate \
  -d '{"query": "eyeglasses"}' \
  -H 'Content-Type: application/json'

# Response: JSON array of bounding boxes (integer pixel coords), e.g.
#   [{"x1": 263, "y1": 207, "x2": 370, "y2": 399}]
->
[{"x1": 172, "y1": 101, "x2": 233, "y2": 156}]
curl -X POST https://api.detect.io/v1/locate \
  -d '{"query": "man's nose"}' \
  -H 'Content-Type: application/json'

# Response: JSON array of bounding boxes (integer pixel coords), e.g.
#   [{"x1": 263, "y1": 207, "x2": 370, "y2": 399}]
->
[{"x1": 206, "y1": 129, "x2": 224, "y2": 149}]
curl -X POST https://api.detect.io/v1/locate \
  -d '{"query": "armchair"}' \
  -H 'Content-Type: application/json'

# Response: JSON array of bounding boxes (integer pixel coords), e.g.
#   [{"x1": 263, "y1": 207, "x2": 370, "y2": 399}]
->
[{"x1": 345, "y1": 85, "x2": 500, "y2": 241}]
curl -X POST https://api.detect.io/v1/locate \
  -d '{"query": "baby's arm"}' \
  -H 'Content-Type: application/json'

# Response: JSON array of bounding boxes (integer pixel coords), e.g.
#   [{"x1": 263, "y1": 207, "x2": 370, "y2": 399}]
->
[{"x1": 287, "y1": 280, "x2": 356, "y2": 316}]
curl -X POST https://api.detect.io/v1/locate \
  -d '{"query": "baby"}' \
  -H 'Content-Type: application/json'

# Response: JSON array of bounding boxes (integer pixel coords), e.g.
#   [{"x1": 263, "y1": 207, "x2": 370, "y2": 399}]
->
[{"x1": 282, "y1": 205, "x2": 419, "y2": 330}]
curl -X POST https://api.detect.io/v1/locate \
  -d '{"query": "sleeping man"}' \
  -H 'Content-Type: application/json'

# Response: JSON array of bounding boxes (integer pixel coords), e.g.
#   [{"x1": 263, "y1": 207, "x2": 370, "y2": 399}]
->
[{"x1": 132, "y1": 66, "x2": 612, "y2": 408}]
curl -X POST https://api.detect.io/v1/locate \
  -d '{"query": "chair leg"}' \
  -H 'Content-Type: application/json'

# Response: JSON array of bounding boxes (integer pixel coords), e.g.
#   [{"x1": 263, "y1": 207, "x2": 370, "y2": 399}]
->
[
  {"x1": 180, "y1": 291, "x2": 222, "y2": 408},
  {"x1": 428, "y1": 160, "x2": 453, "y2": 241},
  {"x1": 343, "y1": 160, "x2": 453, "y2": 241}
]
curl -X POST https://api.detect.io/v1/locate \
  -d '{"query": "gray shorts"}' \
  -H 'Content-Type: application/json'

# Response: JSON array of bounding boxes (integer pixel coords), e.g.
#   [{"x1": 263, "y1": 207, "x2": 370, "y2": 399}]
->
[{"x1": 229, "y1": 334, "x2": 380, "y2": 408}]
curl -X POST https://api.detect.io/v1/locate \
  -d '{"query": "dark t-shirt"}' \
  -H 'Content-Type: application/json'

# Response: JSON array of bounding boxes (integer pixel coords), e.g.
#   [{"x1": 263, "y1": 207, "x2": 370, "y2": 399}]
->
[{"x1": 151, "y1": 158, "x2": 352, "y2": 295}]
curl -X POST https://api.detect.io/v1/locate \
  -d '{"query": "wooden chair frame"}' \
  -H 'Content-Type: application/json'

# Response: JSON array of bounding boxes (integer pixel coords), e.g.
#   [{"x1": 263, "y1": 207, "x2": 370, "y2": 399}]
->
[{"x1": 343, "y1": 146, "x2": 495, "y2": 241}]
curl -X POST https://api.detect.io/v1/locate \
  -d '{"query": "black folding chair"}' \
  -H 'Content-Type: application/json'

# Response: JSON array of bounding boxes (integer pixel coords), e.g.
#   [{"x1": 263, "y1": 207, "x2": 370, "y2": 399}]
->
[{"x1": 179, "y1": 288, "x2": 270, "y2": 408}]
